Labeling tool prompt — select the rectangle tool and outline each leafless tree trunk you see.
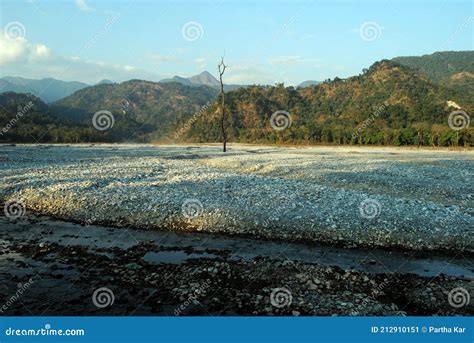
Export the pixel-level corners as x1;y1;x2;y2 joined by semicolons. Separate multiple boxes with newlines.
218;57;227;152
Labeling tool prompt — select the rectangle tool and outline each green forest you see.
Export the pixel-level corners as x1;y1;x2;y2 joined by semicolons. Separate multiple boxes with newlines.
1;53;472;147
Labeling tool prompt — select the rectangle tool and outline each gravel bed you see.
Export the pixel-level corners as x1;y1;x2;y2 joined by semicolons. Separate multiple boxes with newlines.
1;144;473;252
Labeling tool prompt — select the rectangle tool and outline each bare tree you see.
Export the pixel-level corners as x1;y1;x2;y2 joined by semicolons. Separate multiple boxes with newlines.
218;57;227;152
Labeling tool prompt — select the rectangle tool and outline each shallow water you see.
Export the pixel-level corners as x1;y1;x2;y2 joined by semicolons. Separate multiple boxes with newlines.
1;215;472;279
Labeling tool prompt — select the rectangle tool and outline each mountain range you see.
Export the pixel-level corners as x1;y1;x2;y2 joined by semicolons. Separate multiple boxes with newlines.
0;50;472;146
0;71;242;103
0;77;90;103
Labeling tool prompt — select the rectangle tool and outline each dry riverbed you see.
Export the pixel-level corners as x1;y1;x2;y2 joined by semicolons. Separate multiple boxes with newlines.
1;144;473;252
0;144;473;315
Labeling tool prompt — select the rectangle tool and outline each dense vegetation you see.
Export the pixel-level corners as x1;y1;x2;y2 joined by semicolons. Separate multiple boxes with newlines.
392;51;474;83
51;80;218;142
0;53;472;146
0;93;111;143
393;51;474;110
182;60;473;147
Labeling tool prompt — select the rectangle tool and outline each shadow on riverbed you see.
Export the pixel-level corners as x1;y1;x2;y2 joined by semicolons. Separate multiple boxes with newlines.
0;215;472;316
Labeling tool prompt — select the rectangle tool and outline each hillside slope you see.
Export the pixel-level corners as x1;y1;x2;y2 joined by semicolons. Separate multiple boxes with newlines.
392;51;474;84
0;92;102;143
183;60;472;146
51;80;219;141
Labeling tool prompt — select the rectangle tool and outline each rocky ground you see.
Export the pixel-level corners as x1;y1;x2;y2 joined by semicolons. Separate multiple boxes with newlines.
1;215;472;316
0;144;473;316
0;144;473;252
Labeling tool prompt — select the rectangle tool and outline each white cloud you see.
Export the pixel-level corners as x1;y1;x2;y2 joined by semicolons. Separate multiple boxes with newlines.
0;34;161;83
75;0;94;12
33;44;50;58
0;33;50;65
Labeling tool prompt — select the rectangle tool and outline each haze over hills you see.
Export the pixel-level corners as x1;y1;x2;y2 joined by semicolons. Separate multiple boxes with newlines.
0;77;90;103
0;51;472;146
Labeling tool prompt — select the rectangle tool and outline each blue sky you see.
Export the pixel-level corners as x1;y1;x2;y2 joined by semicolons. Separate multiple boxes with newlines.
0;0;472;85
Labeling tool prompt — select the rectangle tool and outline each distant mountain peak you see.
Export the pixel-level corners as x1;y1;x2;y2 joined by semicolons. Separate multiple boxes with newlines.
97;79;115;85
298;80;322;88
160;71;220;88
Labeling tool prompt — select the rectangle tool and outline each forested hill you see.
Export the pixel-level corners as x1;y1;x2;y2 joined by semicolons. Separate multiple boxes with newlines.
0;55;472;146
0;92;104;143
181;60;473;146
392;51;474;84
50;80;218;142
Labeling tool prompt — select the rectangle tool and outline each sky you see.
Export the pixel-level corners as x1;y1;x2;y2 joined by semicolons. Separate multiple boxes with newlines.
0;0;472;85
